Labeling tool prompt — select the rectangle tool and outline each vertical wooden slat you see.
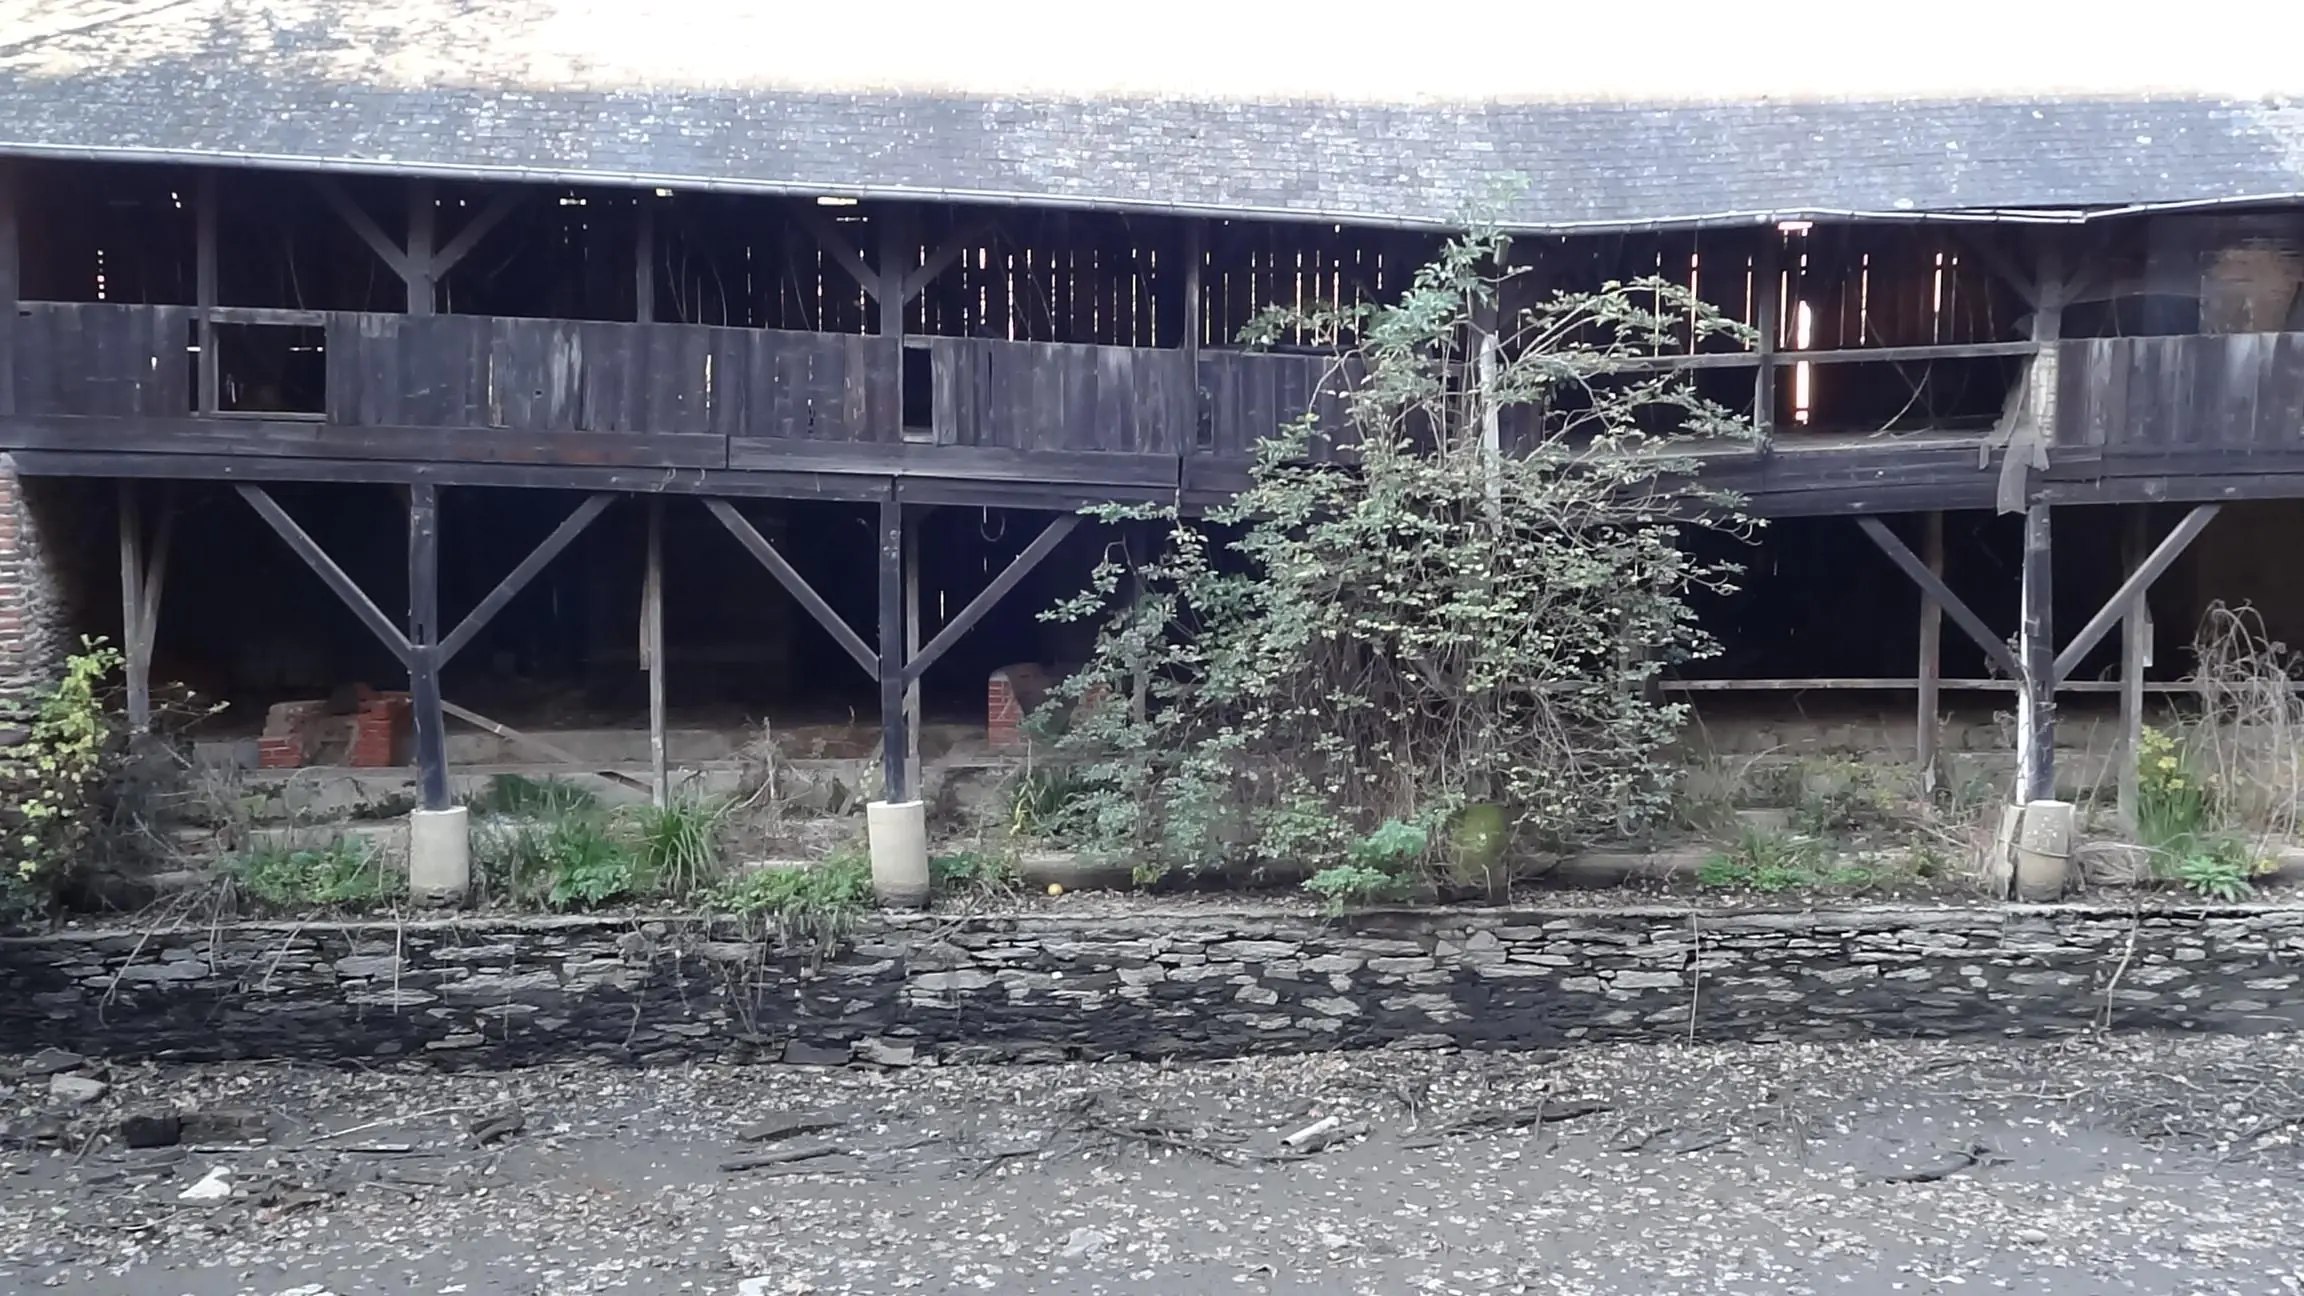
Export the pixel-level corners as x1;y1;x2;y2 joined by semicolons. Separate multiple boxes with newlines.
0;160;15;418
2260;332;2304;447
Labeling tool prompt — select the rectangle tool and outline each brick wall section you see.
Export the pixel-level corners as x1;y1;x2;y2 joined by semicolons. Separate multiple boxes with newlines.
0;453;65;701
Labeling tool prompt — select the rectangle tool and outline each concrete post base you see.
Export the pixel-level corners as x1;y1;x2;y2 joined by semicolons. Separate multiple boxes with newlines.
866;799;930;908
2013;799;2076;902
408;806;471;903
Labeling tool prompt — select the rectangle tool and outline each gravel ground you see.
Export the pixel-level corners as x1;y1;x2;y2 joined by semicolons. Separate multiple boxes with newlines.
6;1034;2304;1296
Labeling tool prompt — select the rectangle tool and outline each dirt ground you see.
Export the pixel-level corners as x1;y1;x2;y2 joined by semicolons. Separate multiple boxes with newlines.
5;1034;2304;1296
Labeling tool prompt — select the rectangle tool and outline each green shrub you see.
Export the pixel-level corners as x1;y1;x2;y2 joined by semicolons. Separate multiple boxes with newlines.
538;816;645;909
229;837;397;910
717;850;874;951
469;773;601;817
1303;818;1428;913
930;849;1019;898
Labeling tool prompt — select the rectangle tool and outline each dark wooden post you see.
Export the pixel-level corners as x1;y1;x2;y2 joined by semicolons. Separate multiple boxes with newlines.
407;483;450;810
2017;502;2055;804
2119;505;2152;831
644;497;668;806
406;181;437;316
635;198;656;325
118;483;148;733
877;498;909;802
1916;510;1945;791
2015;250;2065;806
1752;230;1780;449
1182;220;1205;448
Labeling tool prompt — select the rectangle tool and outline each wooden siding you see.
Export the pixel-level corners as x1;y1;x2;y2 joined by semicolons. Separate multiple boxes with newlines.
11;302;191;417
929;337;1193;454
2058;333;2304;449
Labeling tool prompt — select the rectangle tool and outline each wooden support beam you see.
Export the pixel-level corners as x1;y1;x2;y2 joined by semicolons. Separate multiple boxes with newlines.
2016;503;2055;804
902;513;1080;685
430;191;521;279
2052;503;2219;684
634;199;656;325
312;178;412;281
902;511;921;778
136;493;173;699
703;498;879;679
1182;220;1204;356
905;220;989;301
1752;233;1779;448
118;482;148;734
878;498;908;802
644;498;668;807
195;172;218;415
441;699;648;792
405;181;438;316
1856;516;2019;680
794;205;878;302
2119;506;2152;834
236;484;414;665
1916;510;1944;791
407;482;449;810
0;158;16;416
1955;230;2039;309
437;493;613;666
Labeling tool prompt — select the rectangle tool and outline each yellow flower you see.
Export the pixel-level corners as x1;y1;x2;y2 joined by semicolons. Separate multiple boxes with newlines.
2158;756;2179;771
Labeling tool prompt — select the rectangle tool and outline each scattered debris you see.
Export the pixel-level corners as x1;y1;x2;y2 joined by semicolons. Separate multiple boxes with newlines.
46;1073;108;1105
1402;1097;1612;1147
181;1108;272;1144
736;1114;846;1145
1881;1142;2003;1184
855;1038;919;1068
466;1107;526;1148
1280;1114;1342;1149
118;1110;182;1149
20;1048;85;1078
1059;1226;1114;1259
177;1166;233;1202
720;1144;846;1174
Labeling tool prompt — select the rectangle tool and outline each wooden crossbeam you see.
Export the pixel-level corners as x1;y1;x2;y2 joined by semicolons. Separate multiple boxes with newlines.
905;220;991;301
1856;516;2019;681
430;191;523;278
312;178;412;281
703;498;880;679
794;205;880;303
903;514;1080;685
2053;503;2219;685
236;484;414;666
437;493;614;666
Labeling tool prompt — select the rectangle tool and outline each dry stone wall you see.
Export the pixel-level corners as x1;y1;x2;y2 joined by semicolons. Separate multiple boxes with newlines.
4;903;2301;1066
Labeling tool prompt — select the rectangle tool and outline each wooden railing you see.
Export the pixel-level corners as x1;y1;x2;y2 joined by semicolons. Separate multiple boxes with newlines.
25;303;2304;472
2056;333;2304;449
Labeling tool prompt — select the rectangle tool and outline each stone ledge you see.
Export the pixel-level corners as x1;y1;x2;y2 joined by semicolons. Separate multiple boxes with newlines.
6;900;2301;1067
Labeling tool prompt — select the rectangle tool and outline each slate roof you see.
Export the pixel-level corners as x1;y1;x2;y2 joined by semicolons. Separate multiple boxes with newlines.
5;0;2304;231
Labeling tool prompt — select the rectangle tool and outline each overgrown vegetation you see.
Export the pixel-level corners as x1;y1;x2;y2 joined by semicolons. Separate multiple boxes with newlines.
0;640;124;926
465;777;735;911
716;849;874;951
228;836;398;910
2121;604;2304;902
1039;228;1754;901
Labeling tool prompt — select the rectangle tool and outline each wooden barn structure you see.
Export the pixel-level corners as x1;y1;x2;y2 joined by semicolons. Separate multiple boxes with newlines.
4;1;2304;847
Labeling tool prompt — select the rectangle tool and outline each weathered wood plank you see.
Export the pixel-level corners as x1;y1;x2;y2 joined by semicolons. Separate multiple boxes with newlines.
2262;333;2304;448
0;414;727;468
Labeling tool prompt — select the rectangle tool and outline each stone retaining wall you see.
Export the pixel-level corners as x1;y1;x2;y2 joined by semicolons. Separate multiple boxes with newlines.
5;903;2301;1066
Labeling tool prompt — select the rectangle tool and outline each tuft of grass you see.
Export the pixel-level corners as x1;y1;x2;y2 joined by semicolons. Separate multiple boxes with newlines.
539;816;645;909
631;794;730;897
229;837;398;911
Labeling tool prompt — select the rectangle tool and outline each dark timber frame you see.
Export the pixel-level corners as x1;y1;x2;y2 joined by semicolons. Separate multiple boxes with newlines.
7;157;2304;828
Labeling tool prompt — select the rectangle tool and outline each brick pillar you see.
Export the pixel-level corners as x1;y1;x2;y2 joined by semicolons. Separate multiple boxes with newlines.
0;454;64;701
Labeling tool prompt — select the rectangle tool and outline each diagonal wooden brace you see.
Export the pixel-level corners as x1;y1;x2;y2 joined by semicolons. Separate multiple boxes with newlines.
1857;516;2020;681
903;514;1080;685
437;493;614;666
237;484;415;666
2052;503;2219;685
704;498;880;679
